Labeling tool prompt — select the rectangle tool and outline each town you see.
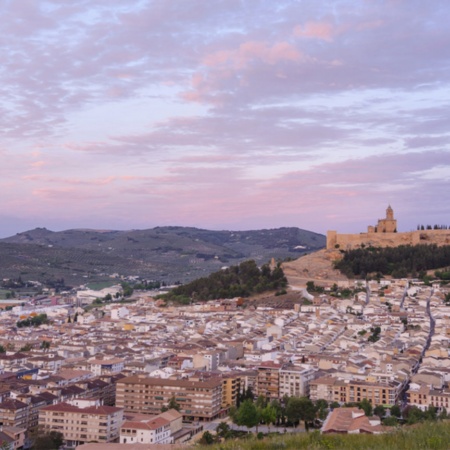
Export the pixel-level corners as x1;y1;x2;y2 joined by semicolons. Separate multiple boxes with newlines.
0;271;449;449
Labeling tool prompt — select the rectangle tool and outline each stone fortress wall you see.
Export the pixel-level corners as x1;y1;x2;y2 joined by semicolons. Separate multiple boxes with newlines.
327;205;450;250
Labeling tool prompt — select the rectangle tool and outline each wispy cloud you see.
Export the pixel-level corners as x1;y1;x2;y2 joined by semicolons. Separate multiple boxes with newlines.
0;0;449;236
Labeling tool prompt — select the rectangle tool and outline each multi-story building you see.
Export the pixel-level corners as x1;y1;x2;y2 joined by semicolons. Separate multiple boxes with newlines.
0;400;28;429
256;362;282;401
310;376;401;406
221;373;241;409
38;401;123;447
115;375;222;421
279;364;317;398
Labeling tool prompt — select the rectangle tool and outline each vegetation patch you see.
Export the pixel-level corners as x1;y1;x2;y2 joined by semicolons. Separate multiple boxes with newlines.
334;244;450;279
161;260;287;302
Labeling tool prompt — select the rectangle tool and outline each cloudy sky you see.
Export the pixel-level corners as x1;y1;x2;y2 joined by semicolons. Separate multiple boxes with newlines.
1;0;449;238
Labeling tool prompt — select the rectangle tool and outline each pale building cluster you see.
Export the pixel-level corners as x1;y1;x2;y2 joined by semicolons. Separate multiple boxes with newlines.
0;277;448;448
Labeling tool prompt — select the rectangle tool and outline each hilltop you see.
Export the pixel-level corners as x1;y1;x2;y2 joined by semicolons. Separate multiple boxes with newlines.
0;226;325;286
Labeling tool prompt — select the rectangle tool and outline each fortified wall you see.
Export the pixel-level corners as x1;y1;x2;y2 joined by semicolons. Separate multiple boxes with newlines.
327;206;450;250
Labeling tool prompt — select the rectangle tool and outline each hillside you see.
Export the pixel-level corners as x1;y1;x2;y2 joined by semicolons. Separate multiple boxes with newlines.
282;248;348;288
0;226;325;286
195;420;450;450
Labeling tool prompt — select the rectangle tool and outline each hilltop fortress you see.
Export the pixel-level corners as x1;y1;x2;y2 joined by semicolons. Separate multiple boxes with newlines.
327;206;450;250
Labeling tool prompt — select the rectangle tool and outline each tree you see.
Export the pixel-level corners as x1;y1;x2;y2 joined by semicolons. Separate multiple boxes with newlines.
390;404;401;418
260;404;277;433
424;405;437;421
33;431;63;450
40;341;51;350
215;421;231;440
255;394;267;409
0;345;5;354
232;399;260;431
359;399;373;417
403;405;424;424
383;416;398;426
270;399;284;426
162;396;180;412
285;397;315;430
373;405;385;418
315;399;329;420
199;431;215;445
19;343;33;352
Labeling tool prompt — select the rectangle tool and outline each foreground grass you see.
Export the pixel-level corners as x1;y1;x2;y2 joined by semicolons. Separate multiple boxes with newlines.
196;422;450;450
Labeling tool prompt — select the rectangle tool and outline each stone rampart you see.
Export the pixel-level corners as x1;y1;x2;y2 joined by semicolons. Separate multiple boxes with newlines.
326;229;450;250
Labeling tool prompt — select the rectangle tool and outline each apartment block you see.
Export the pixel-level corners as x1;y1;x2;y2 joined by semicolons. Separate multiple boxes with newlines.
115;375;222;421
279;364;317;398
310;376;401;406
256;362;282;401
39;401;123;447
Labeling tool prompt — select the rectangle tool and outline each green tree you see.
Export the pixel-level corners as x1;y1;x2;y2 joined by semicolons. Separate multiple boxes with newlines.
404;405;424;424
33;431;63;450
373;405;385;418
232;399;260;431
255;394;267;409
260;404;277;432
215;421;231;440
0;345;5;354
315;399;329;420
270;399;284;426
163;396;180;412
383;416;398;426
40;341;51;350
424;405;437;421
390;404;401;418
285;397;315;430
199;431;215;445
358;398;373;417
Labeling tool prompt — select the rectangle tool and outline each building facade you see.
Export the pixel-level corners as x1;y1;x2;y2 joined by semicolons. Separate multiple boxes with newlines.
39;402;123;447
115;375;222;421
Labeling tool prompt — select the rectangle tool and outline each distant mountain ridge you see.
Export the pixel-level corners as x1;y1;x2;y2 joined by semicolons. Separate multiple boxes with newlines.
0;226;325;285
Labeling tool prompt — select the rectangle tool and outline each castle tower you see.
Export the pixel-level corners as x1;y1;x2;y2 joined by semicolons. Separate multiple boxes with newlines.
376;205;397;233
386;205;394;221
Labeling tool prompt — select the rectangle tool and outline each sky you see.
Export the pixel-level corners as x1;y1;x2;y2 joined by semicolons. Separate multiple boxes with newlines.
1;0;449;238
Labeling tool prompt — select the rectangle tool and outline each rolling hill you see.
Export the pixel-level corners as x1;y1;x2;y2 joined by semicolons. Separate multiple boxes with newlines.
0;226;325;286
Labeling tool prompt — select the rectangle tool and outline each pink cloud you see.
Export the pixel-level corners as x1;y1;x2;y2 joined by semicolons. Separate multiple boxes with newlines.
293;21;336;41
203;40;302;69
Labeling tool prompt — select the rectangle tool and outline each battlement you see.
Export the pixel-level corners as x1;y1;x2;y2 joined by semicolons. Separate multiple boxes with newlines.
327;206;450;250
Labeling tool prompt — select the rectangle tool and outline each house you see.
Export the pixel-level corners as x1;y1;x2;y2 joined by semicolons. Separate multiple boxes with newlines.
120;416;172;445
321;407;387;434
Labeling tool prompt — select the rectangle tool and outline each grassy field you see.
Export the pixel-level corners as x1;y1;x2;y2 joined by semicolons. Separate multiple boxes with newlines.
196;422;450;450
86;281;118;290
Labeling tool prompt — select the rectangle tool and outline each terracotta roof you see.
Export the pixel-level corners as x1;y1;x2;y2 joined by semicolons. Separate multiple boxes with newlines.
118;375;222;389
41;402;122;414
122;417;169;431
322;407;387;434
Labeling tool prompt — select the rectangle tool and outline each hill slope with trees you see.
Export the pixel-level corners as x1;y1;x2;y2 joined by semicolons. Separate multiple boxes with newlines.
162;259;287;303
334;244;450;279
